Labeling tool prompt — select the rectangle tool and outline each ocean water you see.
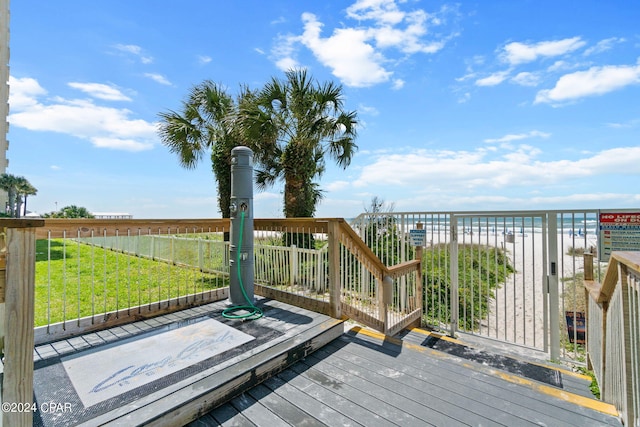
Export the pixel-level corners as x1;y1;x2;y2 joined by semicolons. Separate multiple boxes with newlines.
353;212;601;237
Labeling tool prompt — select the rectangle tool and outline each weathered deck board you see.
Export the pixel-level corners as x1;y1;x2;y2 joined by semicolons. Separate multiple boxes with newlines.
347;329;619;426
29;297;344;426
196;327;621;427
400;327;596;398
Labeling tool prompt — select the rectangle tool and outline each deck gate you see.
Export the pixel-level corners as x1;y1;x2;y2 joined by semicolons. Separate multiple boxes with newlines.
449;212;558;358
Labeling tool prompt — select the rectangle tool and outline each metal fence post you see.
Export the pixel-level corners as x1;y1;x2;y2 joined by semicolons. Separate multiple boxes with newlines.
548;213;560;360
416;222;424;319
449;214;459;337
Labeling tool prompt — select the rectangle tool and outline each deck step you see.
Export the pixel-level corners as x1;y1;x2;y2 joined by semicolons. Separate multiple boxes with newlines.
195;325;621;426
400;327;595;397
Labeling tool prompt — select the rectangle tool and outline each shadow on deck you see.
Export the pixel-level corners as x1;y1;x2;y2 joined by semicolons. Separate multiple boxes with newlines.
28;300;621;427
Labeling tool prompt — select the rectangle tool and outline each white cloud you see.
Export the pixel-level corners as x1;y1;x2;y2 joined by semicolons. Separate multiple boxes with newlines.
144;73;172;86
475;70;510;86
299;13;392;87
325;180;351;191
457;92;471;103
484;130;550;144
68;82;132;101
535;62;640;104
346;0;405;25
271;1;457;87
9;76;47;109
8;77;157;152
358;104;380;115
584;37;625;56
198;55;212;64
500;37;586;65
392;79;405;90
114;44;142;55
511;71;540;87
271;33;301;71
113;43;153;64
353;145;640;190
91;137;153;151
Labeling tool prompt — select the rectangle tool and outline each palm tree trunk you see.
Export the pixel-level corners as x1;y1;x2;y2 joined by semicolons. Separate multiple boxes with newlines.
7;188;15;217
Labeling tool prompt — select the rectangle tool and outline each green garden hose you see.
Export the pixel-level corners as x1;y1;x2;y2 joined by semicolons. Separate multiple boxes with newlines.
222;210;263;320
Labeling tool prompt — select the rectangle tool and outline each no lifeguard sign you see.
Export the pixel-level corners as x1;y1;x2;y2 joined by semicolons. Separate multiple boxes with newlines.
409;229;426;246
599;212;640;262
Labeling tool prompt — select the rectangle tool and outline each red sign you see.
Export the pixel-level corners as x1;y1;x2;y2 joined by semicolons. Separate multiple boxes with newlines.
599;212;640;261
599;213;640;223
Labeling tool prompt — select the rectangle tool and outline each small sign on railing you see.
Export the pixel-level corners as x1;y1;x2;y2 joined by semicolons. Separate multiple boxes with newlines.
409;229;426;246
565;311;585;344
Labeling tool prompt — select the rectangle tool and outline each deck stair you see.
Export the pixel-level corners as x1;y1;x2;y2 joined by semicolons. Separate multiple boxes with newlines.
195;325;622;426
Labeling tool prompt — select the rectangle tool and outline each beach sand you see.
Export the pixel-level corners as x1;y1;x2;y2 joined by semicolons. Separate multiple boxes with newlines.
427;228;597;353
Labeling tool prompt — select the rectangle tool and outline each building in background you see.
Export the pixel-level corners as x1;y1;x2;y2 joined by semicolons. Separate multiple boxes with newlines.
0;0;9;210
92;213;134;219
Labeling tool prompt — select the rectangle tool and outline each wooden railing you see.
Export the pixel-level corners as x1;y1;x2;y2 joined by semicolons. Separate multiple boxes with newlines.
584;251;640;427
332;218;422;335
35;218;422;343
0;217;421;425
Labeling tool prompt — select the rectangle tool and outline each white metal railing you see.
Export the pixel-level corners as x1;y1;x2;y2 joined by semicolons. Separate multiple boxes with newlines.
351;209;618;361
585;251;640;427
76;233;230;275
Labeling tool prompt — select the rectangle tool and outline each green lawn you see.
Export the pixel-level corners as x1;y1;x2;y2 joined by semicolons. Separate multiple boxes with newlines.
34;239;229;327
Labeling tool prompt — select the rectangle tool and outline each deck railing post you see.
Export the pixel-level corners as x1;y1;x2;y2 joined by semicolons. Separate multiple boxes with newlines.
583;252;594;370
327;220;341;319
2;220;43;427
289;245;298;287
449;215;459;337
415;222;423;320
381;274;393;334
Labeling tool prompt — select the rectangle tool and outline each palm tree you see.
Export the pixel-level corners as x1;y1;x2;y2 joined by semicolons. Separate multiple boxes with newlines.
14;176;37;218
239;69;358;219
0;174;37;217
21;182;38;217
158;81;253;219
0;173;18;216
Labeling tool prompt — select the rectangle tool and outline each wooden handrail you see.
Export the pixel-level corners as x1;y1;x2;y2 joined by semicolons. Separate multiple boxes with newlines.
584;251;640;305
336;220;388;276
387;259;421;279
36;217;342;239
584;250;640;427
254;218;332;233
36;218;231;239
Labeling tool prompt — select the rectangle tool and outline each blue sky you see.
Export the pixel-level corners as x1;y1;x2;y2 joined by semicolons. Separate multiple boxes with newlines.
7;0;640;218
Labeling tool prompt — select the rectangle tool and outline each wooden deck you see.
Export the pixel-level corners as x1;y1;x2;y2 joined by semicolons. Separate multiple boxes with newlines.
7;297;623;426
27;298;344;426
192;327;622;427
